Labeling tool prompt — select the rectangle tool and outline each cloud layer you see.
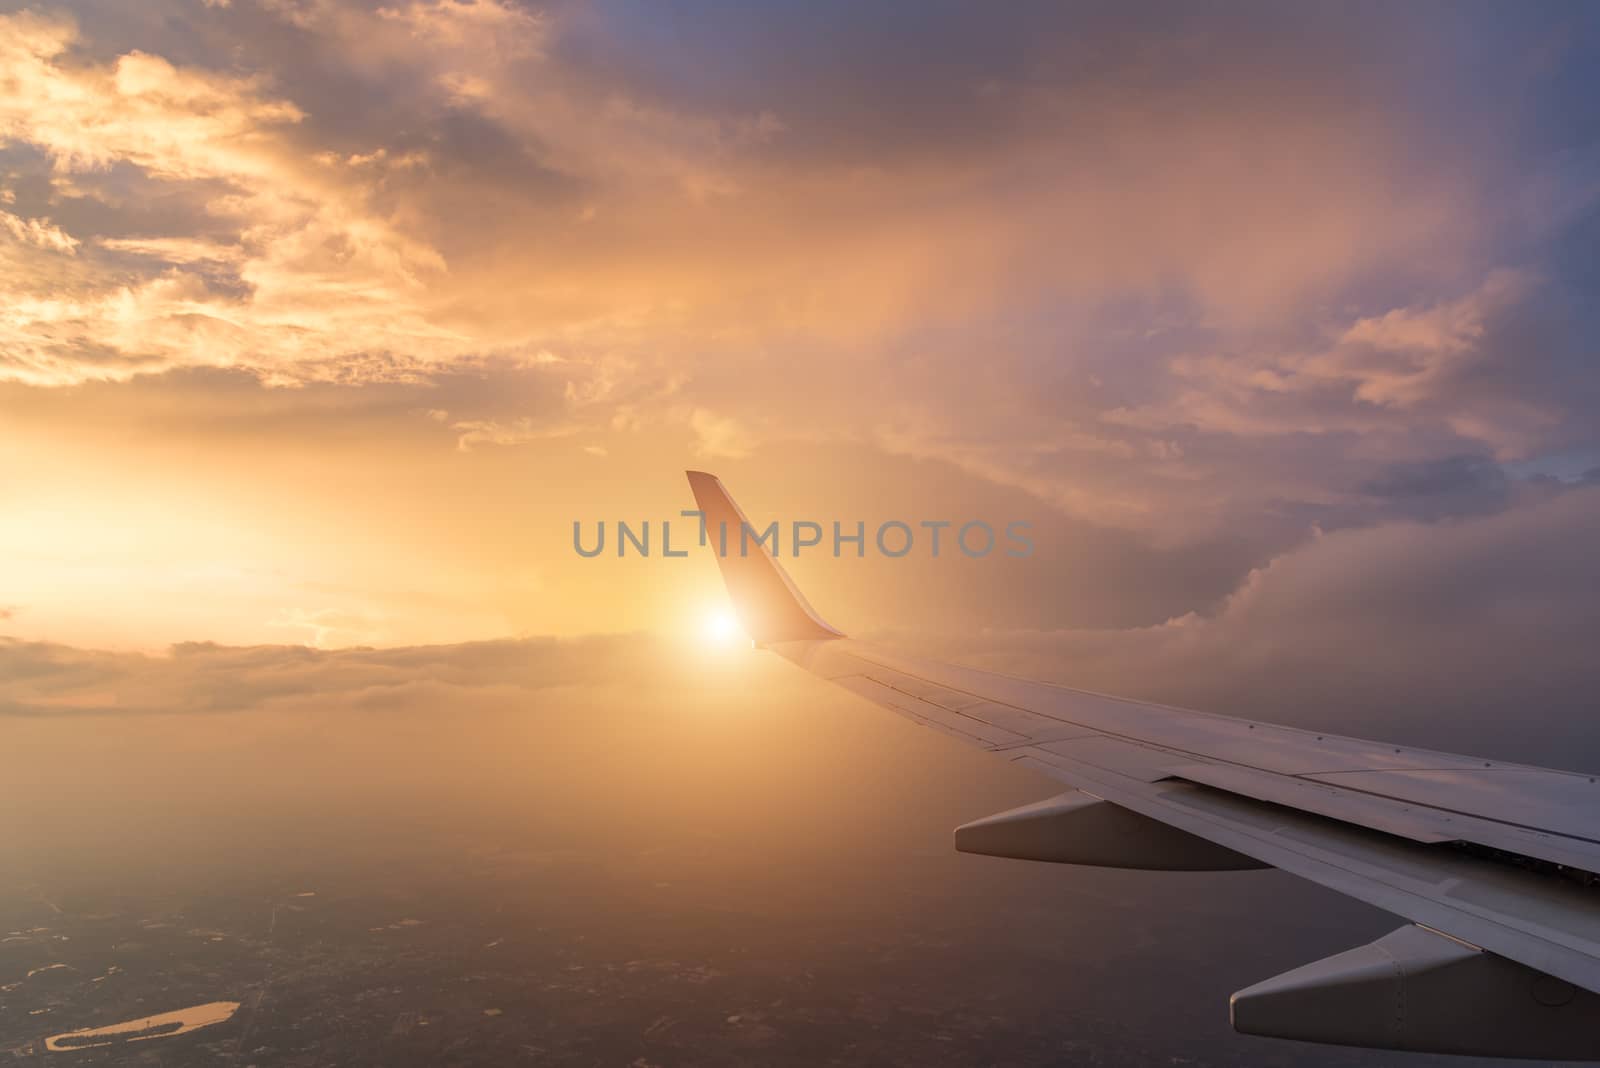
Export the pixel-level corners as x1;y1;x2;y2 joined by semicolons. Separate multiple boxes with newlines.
1;0;1598;646
9;485;1600;779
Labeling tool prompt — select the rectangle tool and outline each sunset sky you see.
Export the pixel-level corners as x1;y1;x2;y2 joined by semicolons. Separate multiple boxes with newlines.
2;0;1599;667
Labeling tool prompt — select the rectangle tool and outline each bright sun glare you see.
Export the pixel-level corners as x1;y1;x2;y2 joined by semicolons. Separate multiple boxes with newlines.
700;608;743;647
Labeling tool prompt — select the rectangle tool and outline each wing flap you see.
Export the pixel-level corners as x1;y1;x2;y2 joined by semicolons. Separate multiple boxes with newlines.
1177;762;1600;869
1032;736;1197;783
1304;768;1600;843
1173;763;1465;845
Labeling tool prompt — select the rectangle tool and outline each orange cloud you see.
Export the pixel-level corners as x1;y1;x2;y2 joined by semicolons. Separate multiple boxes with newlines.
0;9;464;384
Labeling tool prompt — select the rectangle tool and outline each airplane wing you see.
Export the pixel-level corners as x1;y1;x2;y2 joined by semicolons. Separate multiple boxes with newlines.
686;470;1600;1060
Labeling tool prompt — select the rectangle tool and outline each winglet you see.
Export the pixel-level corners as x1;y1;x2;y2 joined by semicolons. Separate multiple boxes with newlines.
686;471;844;643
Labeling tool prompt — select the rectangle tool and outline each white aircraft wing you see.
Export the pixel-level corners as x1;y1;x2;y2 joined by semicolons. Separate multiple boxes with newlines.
687;470;1600;1060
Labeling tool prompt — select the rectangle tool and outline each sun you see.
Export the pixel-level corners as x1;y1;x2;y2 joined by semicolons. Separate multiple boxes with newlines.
700;608;743;647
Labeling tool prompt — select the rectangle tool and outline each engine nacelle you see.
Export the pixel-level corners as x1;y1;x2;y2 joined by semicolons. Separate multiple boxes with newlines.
1232;923;1600;1060
953;789;1266;870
